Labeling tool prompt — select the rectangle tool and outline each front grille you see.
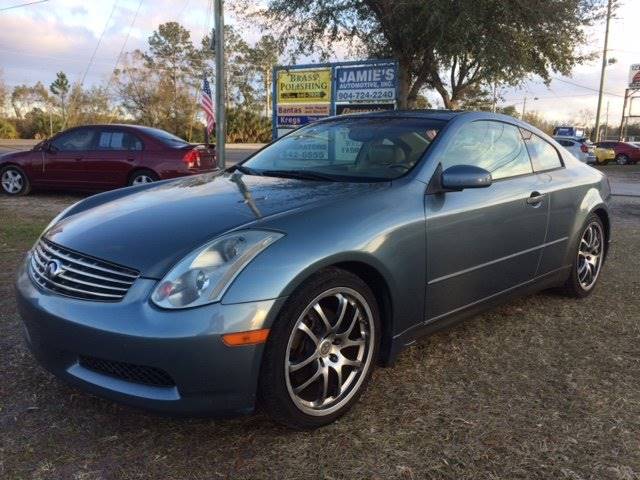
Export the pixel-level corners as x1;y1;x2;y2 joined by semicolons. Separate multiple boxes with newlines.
29;238;139;301
79;355;175;387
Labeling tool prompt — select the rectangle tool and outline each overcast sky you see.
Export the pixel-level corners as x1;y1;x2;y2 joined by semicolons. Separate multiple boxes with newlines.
0;0;638;124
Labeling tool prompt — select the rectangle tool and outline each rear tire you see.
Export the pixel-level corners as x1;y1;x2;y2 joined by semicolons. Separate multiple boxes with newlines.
259;268;380;429
128;169;159;186
1;165;31;195
615;154;629;165
560;214;605;298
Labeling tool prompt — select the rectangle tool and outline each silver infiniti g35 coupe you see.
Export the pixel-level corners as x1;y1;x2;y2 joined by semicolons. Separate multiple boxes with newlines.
16;111;611;428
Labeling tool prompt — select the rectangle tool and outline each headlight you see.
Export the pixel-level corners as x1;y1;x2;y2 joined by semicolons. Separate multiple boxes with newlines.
151;230;283;309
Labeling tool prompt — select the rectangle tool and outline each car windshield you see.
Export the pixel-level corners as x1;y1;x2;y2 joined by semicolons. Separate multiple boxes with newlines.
241;117;445;181
139;127;190;147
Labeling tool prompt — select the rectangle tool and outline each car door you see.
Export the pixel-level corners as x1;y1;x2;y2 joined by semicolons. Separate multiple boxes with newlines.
83;129;144;187
43;127;96;187
425;120;550;321
522;130;572;275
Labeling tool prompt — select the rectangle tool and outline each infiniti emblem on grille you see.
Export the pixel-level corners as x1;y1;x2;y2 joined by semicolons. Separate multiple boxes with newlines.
46;259;64;278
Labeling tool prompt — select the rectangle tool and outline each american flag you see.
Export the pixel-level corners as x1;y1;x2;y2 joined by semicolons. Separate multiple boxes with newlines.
200;77;215;134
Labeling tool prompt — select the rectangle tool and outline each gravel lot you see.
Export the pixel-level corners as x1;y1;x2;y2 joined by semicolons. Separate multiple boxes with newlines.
0;175;639;479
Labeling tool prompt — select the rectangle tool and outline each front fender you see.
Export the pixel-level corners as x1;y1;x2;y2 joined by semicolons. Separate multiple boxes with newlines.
220;180;429;340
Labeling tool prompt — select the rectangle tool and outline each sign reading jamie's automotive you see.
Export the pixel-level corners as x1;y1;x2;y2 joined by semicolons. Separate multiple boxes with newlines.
629;64;640;89
335;64;398;102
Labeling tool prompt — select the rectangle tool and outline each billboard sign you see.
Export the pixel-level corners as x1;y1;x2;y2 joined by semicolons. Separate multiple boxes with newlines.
629;64;640;89
272;60;399;139
335;64;397;103
277;68;331;104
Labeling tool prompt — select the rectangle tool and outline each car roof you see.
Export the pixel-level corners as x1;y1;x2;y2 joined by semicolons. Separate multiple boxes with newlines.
348;109;463;121
75;124;154;131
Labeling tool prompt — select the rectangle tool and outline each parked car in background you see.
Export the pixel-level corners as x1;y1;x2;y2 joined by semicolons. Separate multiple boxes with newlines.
595;141;640;165
553;126;586;138
554;136;596;163
17;111;611;428
594;146;616;165
0;125;216;195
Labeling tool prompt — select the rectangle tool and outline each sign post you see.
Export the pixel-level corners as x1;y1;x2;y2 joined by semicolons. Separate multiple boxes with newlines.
214;0;225;169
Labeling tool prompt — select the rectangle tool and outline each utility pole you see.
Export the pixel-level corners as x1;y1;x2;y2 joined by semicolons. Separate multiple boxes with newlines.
604;100;610;139
214;0;226;169
618;89;629;141
593;0;613;142
491;81;497;113
522;96;537;118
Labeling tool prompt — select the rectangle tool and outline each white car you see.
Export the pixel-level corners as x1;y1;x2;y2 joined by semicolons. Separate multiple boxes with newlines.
554;136;596;163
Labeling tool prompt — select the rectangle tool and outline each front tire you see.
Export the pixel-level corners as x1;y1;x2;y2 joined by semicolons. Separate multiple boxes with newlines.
1;165;31;195
561;214;605;298
259;268;380;429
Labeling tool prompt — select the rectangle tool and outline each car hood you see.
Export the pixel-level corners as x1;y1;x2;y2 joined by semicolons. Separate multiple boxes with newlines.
45;172;388;278
0;150;32;162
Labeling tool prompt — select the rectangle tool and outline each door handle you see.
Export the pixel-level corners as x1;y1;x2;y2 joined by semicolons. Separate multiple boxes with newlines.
526;191;546;205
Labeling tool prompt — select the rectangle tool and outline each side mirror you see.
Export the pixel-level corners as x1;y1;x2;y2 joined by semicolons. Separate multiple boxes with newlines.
45;142;58;154
441;165;492;191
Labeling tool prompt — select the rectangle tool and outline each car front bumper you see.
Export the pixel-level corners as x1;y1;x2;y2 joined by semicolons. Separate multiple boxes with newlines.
15;256;285;416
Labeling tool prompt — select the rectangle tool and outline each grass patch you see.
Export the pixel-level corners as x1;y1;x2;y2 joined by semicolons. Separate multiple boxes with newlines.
0;194;639;480
0;213;47;250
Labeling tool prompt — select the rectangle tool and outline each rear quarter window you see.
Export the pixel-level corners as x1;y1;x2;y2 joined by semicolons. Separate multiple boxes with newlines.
524;133;563;171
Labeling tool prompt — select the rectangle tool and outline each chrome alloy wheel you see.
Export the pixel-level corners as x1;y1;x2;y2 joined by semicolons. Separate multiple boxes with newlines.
132;174;154;185
577;221;604;291
285;287;375;416
1;168;24;194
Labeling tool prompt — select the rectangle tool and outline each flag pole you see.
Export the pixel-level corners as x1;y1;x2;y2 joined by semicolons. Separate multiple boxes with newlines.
214;0;225;169
201;75;209;146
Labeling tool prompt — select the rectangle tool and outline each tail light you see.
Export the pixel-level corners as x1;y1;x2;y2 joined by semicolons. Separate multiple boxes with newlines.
182;149;201;168
580;144;588;153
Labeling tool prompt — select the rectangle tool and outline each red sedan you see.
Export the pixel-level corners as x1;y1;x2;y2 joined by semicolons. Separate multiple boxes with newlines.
595;141;640;165
0;124;216;195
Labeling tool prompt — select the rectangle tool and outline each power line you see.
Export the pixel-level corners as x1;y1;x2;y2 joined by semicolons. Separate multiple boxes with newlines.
552;76;624;98
0;0;48;12
106;0;143;92
78;1;119;88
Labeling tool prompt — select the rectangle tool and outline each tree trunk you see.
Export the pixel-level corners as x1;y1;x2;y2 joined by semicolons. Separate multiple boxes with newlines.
397;58;412;109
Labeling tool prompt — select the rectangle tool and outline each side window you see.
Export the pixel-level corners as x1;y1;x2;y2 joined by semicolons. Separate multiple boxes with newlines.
524;133;563;172
558;140;573;147
51;129;96;151
441;121;532;180
97;131;143;151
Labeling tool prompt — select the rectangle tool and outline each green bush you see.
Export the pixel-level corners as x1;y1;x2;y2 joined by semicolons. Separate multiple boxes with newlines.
0;118;18;139
226;108;271;143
